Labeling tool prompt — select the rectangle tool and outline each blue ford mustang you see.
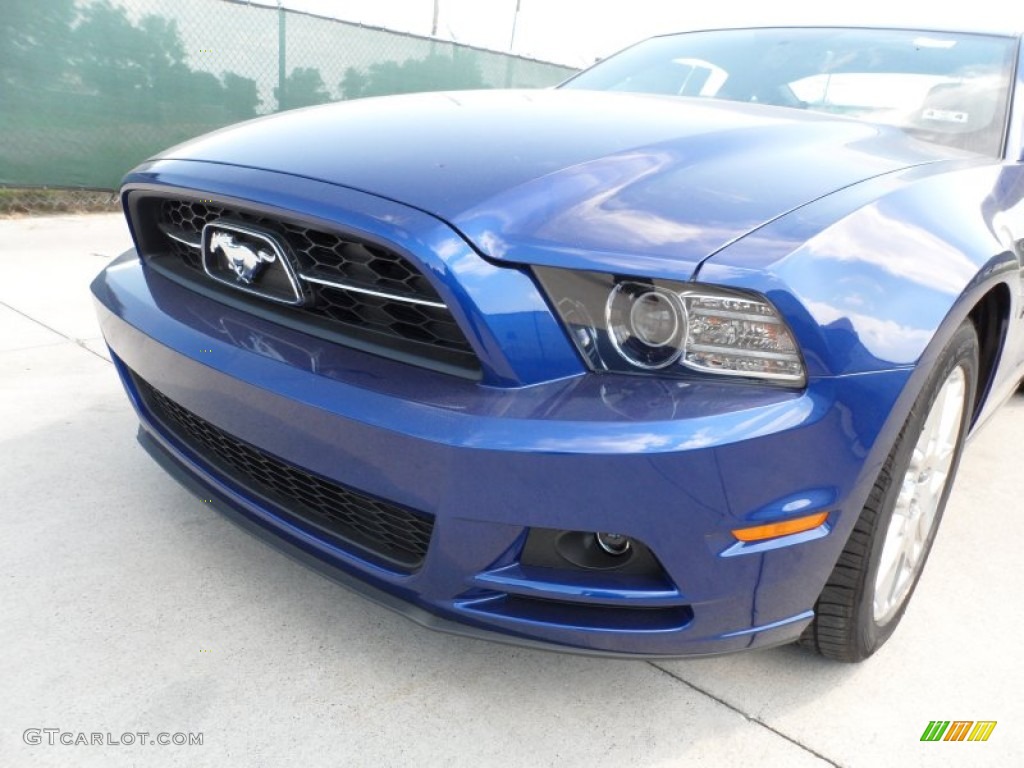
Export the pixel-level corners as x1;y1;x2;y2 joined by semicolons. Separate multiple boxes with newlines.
92;27;1024;661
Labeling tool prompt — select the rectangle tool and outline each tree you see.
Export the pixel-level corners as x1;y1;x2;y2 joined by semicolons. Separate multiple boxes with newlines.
0;0;76;91
339;67;368;102
221;73;261;119
340;52;486;101
72;1;189;100
275;67;332;110
3;0;274;188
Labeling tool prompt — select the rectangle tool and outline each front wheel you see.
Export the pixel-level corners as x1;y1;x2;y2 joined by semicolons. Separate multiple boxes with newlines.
800;320;979;662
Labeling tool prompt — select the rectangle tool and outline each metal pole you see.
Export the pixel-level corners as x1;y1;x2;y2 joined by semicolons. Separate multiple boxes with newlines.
431;0;440;37
509;0;521;52
277;0;286;110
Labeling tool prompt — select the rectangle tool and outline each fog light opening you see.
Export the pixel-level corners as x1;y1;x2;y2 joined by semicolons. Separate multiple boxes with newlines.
595;532;632;556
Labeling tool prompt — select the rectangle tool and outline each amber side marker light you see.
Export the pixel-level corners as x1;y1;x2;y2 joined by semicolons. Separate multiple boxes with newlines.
732;512;830;542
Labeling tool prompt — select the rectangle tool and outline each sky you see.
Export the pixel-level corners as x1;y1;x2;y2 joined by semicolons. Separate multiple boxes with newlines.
257;0;1014;67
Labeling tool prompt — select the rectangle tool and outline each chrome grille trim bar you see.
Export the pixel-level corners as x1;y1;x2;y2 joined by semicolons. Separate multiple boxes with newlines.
159;223;448;310
298;273;447;309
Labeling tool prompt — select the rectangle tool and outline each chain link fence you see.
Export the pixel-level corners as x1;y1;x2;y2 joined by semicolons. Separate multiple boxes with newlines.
1;0;577;214
0;189;120;217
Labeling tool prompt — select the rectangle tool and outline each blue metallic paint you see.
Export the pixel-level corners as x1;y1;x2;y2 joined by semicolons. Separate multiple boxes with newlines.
95;290;895;653
698;162;1024;409
93;64;1024;656
158;90;957;275
120;165;580;388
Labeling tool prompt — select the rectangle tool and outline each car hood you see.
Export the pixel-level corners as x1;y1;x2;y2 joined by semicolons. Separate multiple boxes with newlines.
159;89;954;277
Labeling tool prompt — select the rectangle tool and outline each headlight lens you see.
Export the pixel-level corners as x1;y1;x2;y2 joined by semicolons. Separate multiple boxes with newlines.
607;283;685;369
536;267;805;385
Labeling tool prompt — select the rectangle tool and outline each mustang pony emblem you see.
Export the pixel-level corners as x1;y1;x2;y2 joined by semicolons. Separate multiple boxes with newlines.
210;231;277;284
201;223;303;305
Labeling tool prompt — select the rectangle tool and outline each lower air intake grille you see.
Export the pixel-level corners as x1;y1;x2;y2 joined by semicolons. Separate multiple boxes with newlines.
134;374;433;571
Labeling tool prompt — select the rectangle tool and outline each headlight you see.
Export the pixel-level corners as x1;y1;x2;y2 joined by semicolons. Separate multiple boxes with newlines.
607;283;686;369
535;267;805;385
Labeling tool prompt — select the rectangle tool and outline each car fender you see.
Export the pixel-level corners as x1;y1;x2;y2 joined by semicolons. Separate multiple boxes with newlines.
697;159;1024;393
695;160;1024;593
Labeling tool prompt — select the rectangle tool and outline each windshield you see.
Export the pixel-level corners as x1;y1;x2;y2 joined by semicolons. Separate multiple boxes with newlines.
561;28;1017;157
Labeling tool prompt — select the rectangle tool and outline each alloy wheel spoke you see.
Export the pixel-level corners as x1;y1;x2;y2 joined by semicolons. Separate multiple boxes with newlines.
872;365;966;624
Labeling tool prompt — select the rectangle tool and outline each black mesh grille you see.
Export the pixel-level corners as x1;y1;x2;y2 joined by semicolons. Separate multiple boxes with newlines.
139;196;478;374
135;375;434;571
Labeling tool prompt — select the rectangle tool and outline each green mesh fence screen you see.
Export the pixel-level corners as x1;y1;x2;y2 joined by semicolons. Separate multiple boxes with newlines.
0;0;577;191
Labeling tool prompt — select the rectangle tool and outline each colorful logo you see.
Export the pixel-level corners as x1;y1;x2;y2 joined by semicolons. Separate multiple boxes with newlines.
921;721;997;742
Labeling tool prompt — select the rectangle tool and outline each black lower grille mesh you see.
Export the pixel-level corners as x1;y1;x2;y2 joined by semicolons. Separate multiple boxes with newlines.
135;375;433;571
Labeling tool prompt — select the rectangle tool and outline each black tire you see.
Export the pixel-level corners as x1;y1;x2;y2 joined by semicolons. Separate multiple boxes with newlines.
799;320;979;662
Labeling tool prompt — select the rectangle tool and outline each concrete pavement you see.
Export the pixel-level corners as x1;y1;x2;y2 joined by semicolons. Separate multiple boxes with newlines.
1;214;1022;767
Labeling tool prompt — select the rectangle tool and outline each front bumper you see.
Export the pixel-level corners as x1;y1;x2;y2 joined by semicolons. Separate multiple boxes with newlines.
93;247;912;657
